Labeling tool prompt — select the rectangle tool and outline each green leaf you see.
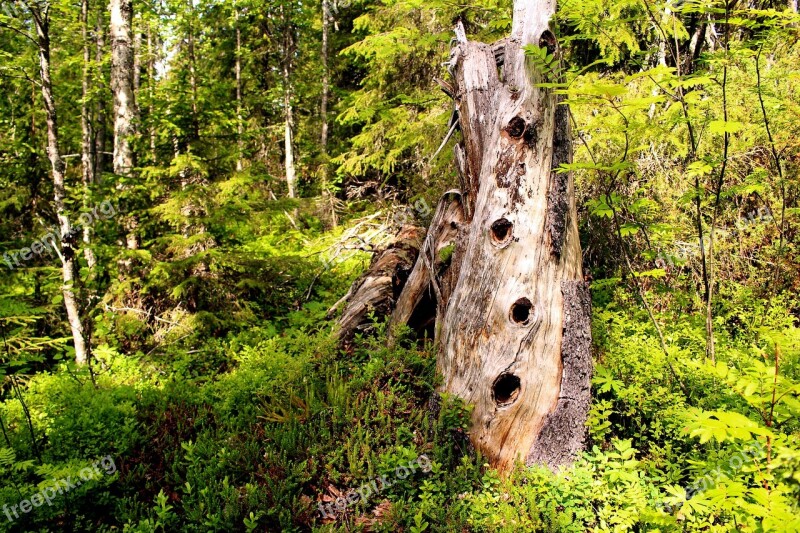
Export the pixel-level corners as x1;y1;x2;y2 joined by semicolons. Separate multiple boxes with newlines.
709;120;744;135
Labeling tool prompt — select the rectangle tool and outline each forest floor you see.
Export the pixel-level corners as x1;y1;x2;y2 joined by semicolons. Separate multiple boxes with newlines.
1;198;799;532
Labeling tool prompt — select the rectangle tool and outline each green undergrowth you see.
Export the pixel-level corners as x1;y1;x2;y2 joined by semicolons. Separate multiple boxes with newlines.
1;203;799;532
1;280;798;531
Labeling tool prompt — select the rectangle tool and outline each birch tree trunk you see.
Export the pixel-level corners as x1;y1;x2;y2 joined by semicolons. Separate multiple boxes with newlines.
235;7;244;172
28;3;90;365
390;0;591;471
282;9;297;199
94;8;107;177
110;0;135;175
147;21;157;163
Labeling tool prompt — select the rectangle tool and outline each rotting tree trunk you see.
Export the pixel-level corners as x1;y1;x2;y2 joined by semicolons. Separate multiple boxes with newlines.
110;0;135;175
28;3;90;365
433;0;591;471
332;225;425;350
348;0;590;472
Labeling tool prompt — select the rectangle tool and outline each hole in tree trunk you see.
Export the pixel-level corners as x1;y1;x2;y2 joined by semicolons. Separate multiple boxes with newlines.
407;283;437;344
492;373;521;406
489;218;513;247
539;30;557;55
523;125;537;147
510;297;533;325
505;116;526;138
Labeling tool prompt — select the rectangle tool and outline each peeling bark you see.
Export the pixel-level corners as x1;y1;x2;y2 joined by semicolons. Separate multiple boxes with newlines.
526;280;592;466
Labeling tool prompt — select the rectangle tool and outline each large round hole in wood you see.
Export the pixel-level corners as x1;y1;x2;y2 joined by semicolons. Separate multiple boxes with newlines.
492;373;521;406
510;297;533;325
506;116;526;138
490;218;513;247
539;29;557;55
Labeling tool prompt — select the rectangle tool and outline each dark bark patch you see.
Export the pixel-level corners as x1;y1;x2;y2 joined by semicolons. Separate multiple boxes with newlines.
526;280;592;469
523;123;538;148
546;101;570;257
492;373;521;406
494;144;518;188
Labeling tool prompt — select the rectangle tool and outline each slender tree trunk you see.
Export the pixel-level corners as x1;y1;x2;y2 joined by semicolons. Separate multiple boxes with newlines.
283;84;297;199
110;0;135;175
94;8;107;178
377;0;591;471
704;6;731;364
29;5;90;365
320;0;330;150
235;7;244;172
133;23;141;96
320;0;336;225
790;0;798;14
81;0;96;187
283;10;297;199
81;0;97;268
187;0;200;142
147;21;156;163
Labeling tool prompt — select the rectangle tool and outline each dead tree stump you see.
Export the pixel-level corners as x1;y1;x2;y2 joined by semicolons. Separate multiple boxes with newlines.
389;0;593;471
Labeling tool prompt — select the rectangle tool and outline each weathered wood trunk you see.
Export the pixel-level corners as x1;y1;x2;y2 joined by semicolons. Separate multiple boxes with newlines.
332;225;425;350
395;0;591;471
